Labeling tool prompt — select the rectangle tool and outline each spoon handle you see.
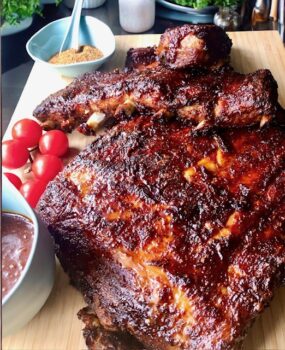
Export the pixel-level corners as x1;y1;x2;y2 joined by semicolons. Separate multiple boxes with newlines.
60;0;84;53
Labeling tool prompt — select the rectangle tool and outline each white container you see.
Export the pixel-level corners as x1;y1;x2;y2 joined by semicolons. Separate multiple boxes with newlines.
2;176;55;336
63;0;106;8
119;0;155;33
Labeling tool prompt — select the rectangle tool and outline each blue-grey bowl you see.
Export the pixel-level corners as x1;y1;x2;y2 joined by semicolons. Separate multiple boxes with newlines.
2;176;55;336
26;16;115;77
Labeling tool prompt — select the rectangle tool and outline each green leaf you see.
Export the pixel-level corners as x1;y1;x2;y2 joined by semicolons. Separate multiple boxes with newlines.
1;0;42;25
170;0;240;9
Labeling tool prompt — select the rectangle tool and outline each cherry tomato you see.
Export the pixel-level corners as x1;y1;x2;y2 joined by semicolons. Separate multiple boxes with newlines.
4;173;22;190
20;179;47;208
12;119;43;148
32;154;63;182
39;130;69;157
2;139;29;169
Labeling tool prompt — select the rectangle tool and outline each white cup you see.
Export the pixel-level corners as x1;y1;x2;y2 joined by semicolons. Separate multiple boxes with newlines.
119;0;155;33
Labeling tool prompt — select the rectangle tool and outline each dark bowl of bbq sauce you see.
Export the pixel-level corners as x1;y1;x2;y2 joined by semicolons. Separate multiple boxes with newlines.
2;176;55;336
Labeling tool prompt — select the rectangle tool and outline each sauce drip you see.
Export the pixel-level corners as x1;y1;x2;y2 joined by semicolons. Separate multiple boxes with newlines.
49;45;103;65
2;212;34;299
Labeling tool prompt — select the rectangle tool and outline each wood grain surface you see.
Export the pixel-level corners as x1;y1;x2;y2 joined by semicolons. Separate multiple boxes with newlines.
3;31;285;350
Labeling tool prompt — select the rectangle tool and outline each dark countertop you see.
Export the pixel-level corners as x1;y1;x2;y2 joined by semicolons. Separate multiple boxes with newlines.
1;0;280;133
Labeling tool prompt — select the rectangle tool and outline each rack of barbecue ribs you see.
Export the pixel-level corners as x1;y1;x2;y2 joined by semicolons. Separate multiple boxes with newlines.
33;24;279;135
36;25;285;350
34;67;278;134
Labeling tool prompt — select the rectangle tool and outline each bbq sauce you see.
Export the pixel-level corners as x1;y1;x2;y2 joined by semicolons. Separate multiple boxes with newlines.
2;212;34;299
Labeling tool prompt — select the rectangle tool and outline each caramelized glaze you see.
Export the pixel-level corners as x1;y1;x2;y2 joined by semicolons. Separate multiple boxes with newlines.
38;118;285;349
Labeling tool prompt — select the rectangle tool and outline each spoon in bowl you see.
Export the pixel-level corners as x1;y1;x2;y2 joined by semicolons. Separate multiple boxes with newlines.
59;0;84;53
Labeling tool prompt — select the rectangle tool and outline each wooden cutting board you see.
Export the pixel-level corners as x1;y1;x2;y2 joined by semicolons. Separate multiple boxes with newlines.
3;31;285;350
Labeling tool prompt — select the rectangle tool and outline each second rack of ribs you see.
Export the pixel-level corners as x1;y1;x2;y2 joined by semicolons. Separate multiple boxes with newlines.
33;67;278;134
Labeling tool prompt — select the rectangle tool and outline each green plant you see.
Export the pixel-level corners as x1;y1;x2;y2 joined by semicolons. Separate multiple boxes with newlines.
171;0;240;9
214;0;240;6
1;0;41;25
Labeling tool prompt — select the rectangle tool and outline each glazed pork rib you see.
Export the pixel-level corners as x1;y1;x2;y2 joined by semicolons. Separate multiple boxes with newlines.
33;24;277;134
125;24;232;72
156;24;232;70
34;24;233;134
38;117;285;350
125;46;159;72
78;307;147;350
34;67;278;134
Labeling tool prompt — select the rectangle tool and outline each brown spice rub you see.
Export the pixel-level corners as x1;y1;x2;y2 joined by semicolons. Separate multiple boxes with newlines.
49;45;103;65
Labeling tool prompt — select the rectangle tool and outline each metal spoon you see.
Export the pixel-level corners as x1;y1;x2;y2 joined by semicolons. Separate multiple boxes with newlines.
59;0;84;53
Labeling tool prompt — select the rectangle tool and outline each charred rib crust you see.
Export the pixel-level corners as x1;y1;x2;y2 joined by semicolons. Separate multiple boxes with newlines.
156;24;232;69
125;47;159;71
38;118;285;350
33;68;279;134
